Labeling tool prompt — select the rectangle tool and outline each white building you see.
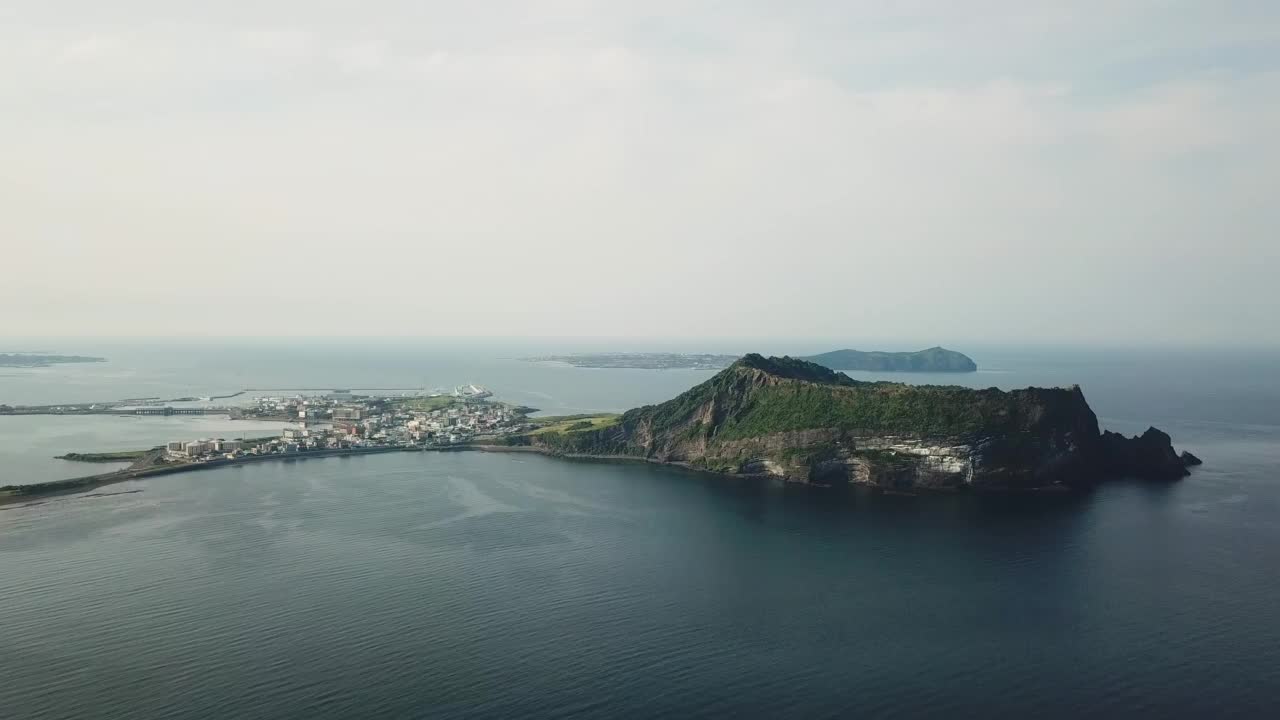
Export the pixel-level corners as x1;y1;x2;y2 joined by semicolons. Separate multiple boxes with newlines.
333;407;363;421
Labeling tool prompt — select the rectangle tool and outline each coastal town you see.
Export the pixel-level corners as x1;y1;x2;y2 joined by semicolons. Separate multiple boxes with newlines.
3;375;635;507
162;386;530;463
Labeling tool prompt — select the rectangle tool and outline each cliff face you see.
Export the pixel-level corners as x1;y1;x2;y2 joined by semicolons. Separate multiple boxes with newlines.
519;355;1194;491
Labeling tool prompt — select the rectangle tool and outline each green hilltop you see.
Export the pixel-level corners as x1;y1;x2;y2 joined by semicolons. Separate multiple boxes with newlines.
503;353;1192;490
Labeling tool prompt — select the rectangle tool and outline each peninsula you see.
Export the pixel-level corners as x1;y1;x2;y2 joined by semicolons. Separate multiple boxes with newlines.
0;352;106;368
801;347;977;372
502;354;1196;491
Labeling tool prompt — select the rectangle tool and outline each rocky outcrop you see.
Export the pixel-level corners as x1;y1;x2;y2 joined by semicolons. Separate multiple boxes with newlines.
517;354;1198;491
1097;427;1191;480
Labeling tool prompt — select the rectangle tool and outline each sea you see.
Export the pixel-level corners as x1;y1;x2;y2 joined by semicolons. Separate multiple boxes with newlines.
1;339;1278;718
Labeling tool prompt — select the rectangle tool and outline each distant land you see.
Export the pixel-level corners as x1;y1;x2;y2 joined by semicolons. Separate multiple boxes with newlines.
522;353;738;370
0;353;106;368
801;347;977;372
504;354;1198;491
522;347;977;372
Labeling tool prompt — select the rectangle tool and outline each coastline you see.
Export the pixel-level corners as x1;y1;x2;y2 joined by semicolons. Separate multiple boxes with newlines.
1;443;742;508
3;440;1088;509
0;446;415;507
465;445;1077;493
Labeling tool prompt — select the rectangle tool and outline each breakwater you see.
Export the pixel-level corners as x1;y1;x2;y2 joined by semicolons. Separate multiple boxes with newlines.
1;446;417;506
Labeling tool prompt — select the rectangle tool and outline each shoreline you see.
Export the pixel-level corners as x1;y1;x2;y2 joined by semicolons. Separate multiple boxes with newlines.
2;442;1085;509
0;444;649;507
0;446;418;507
465;446;1078;493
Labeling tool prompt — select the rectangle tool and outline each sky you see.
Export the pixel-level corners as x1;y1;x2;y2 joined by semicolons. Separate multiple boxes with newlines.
3;1;1278;344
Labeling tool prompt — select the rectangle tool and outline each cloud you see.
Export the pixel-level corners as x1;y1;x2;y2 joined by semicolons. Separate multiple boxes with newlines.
1;1;1278;342
235;28;313;60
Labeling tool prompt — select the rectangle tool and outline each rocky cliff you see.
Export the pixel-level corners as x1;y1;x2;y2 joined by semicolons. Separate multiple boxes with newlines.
512;354;1195;491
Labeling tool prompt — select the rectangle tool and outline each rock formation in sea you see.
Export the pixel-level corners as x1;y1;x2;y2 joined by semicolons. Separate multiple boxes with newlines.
508;354;1197;491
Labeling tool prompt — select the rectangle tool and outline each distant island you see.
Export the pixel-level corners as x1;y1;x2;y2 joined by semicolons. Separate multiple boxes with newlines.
801;347;977;372
522;347;977;372
522;353;738;370
502;354;1198;491
0;353;106;368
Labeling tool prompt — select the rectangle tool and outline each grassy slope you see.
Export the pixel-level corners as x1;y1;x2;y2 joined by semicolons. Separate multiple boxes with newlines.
528;414;620;435
521;355;1088;462
713;382;1015;439
395;396;460;412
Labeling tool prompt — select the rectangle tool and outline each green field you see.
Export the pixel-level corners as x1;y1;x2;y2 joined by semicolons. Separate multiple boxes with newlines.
528;414;620;435
395;396;460;412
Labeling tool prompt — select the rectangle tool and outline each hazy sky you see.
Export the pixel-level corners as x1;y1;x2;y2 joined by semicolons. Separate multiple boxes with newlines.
4;1;1278;344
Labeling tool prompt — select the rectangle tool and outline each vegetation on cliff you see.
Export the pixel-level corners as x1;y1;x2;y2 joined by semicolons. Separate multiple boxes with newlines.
624;354;1070;440
512;354;1080;451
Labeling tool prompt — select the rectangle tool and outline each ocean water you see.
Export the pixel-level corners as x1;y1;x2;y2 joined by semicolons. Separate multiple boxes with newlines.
1;340;1279;718
0;416;299;485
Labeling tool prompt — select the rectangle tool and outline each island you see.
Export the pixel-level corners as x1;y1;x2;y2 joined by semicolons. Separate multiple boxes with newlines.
521;353;738;370
800;347;977;372
0;352;106;368
3;358;1200;503
499;354;1197;491
520;347;977;372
